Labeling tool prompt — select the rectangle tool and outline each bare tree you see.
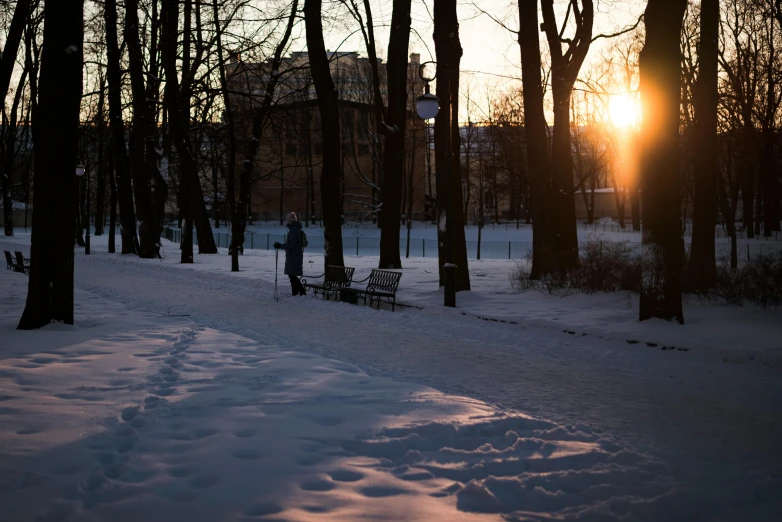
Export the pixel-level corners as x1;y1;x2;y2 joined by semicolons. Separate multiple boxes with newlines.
686;0;720;292
231;0;298;267
433;0;470;291
378;0;413;269
18;0;84;329
161;0;218;262
539;0;594;273
125;0;159;258
305;0;345;268
518;0;554;279
1;0;32;236
638;0;687;324
0;0;30;99
105;0;139;255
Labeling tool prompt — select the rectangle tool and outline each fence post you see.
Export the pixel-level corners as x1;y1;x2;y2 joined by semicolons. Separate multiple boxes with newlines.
266;234;270;250
508;241;511;260
423;239;425;258
251;233;254;250
356;237;359;256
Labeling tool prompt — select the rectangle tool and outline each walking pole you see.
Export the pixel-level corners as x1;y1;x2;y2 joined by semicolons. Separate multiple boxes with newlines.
274;249;279;302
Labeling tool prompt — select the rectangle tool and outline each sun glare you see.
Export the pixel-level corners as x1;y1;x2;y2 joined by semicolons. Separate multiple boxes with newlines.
608;94;640;129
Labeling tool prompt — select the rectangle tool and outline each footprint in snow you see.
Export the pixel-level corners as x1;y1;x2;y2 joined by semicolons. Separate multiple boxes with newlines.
300;479;335;492
244;502;283;517
361;486;407;498
328;469;364;482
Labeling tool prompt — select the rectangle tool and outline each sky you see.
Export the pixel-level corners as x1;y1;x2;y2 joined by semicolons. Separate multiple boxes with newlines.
315;0;648;120
0;0;649;124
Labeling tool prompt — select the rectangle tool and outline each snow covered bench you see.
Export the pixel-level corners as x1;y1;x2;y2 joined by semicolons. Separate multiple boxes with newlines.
301;265;355;301
341;269;402;311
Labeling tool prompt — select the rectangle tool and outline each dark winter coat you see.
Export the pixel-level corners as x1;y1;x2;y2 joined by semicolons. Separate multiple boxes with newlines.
282;221;304;276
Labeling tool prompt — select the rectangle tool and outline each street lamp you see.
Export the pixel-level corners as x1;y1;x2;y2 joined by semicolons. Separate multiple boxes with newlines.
75;163;90;255
415;61;455;308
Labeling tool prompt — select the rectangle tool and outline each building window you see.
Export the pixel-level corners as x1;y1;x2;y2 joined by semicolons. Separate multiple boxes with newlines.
285;143;297;156
358;111;369;140
342;143;353;155
358;143;370;156
314;143;324;155
341;108;355;143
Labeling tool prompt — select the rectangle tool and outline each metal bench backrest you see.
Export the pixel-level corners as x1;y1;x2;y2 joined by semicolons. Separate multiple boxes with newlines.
367;269;402;294
4;250;14;268
325;265;355;289
15;252;28;267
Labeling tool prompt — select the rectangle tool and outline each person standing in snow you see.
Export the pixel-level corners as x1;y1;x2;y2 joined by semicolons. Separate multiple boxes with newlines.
274;212;307;296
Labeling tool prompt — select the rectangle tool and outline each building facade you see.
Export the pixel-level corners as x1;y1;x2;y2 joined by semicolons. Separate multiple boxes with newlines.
227;52;430;224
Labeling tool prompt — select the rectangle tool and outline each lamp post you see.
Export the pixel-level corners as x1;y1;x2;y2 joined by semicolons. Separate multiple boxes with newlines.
415;61;455;308
75;163;89;255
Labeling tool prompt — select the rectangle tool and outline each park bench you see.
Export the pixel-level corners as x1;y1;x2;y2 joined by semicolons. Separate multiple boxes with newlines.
14;251;30;274
341;269;402;311
4;250;30;274
301;265;355;301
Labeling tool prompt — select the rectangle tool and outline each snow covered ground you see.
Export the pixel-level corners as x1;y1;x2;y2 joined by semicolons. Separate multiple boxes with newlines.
2;233;782;521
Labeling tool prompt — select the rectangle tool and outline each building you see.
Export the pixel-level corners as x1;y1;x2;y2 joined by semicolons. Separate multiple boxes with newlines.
226;52;430;224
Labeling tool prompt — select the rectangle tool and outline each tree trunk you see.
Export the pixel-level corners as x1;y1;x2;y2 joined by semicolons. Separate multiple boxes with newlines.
212;0;238;271
108;151;117;253
405;112;416;258
755;175;762;237
2;65;29;236
18;0;83;329
187;10;217;255
305;0;345;268
146;0;168;249
630;180;641;231
161;0;212;262
0;0;31;101
761;131;779;234
211;149;219;228
685;0;719;292
638;0;686;324
105;0;139;255
378;0;412;269
540;0;593;274
125;0;158;258
76;170;85;246
742;124;756;238
518;0;554;279
433;0;470;291
94;80;106;236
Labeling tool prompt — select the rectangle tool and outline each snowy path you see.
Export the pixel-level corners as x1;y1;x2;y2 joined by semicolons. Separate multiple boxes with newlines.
74;251;782;513
1;238;781;520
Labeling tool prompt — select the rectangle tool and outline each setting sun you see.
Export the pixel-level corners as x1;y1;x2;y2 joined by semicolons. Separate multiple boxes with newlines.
608;93;640;129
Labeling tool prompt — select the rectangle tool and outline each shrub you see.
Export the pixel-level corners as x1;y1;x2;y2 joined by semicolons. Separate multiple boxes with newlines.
567;239;642;293
509;238;782;311
509;238;642;294
741;251;782;310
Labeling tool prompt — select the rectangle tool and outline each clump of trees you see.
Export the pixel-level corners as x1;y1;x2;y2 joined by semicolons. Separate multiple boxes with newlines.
4;0;780;327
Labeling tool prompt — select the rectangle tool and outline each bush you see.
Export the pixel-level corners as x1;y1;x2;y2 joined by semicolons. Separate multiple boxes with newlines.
509;238;642;295
509;239;782;310
738;251;782;310
567;239;642;293
713;259;747;305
